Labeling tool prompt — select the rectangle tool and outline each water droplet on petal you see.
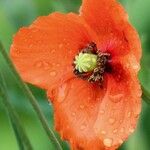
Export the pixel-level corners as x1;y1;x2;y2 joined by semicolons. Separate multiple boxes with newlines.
109;93;123;103
119;119;123;123
120;128;125;133
113;129;117;133
79;105;85;109
134;112;140;118
133;64;139;70
43;61;50;70
101;130;106;135
96;98;100;101
119;139;123;144
56;64;60;67
63;38;66;41
72;112;76;117
127;112;131;118
35;61;43;68
109;118;115;124
50;49;56;54
59;43;63;48
103;138;113;147
50;71;57;76
137;91;142;97
35;61;51;70
129;128;134;133
66;125;69;129
80;124;86;130
90;105;94;109
100;110;105;114
87;97;91;100
57;83;67;102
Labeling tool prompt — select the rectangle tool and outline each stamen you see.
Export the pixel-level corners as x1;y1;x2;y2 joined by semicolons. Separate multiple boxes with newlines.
73;42;110;85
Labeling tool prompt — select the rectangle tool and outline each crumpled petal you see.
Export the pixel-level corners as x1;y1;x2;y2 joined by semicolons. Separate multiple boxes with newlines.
80;0;141;60
10;13;93;89
47;53;141;149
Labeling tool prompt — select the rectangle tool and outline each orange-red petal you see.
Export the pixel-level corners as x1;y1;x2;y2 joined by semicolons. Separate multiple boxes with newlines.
47;78;105;150
47;53;141;149
94;54;141;149
80;0;141;61
10;13;93;89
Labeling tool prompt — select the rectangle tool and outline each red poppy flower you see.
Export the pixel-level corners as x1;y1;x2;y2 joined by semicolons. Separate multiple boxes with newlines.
10;0;142;149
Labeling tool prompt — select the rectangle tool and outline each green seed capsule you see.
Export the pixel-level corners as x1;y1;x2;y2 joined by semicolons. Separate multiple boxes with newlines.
74;52;98;73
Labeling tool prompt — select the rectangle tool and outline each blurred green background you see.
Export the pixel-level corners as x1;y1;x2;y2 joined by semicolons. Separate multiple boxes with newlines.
0;0;150;149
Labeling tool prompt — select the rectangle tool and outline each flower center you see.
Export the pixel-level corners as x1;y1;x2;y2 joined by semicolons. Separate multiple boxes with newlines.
74;53;98;73
73;42;110;85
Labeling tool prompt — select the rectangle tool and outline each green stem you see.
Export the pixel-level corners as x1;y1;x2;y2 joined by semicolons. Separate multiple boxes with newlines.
0;89;33;150
141;85;150;104
0;42;63;150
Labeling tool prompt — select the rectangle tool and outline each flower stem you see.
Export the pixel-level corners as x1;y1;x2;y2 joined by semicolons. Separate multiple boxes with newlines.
0;42;63;150
0;72;32;150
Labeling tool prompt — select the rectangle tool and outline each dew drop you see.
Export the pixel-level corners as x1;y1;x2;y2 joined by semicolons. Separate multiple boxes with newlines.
29;44;33;48
119;139;123;144
101;130;106;135
57;83;67;102
137;92;142;97
103;138;113;147
109;93;123;103
66;125;69;129
71;112;76;117
35;61;43;68
59;43;63;48
35;61;51;70
96;98;100;101
129;128;134;133
120;128;125;133
50;49;56;54
127;112;131;118
79;105;85;109
80;124;86;130
109;118;115;124
87;97;91;100
56;64;60;67
134;112;140;118
133;64;139;70
43;61;50;70
119;119;123;123
113;129;117;133
100;110;105;114
63;38;66;41
50;71;56;76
